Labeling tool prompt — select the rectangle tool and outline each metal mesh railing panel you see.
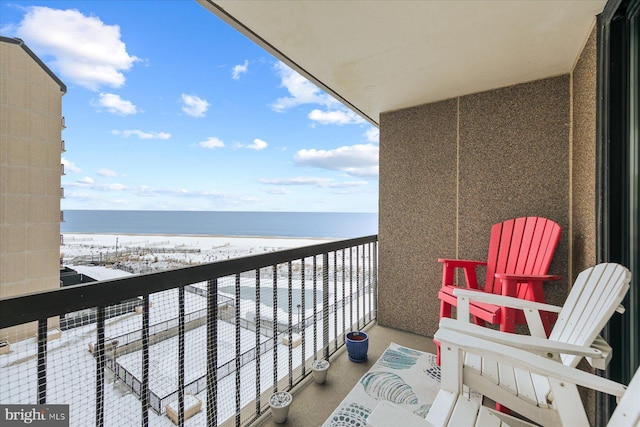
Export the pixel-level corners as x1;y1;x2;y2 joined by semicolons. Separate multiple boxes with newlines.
0;236;377;427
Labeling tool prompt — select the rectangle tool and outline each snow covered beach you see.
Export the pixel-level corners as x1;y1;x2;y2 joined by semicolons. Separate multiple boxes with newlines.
61;233;332;277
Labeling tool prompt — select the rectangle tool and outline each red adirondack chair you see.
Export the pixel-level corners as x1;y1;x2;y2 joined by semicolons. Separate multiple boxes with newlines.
435;217;562;363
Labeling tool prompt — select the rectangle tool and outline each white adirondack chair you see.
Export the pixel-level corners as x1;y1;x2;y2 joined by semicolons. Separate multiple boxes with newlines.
437;262;632;426
426;327;639;427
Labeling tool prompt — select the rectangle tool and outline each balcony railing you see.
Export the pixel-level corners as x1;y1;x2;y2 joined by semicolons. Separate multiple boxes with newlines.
0;235;378;426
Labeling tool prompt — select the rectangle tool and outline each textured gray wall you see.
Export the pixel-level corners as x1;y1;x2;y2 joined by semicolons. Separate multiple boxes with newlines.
379;76;573;337
458;76;571;317
379;99;458;336
572;28;598;280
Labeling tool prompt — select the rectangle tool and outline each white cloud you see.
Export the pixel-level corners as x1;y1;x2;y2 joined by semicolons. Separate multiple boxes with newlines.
97;168;117;177
129;186;232;200
106;183;126;191
78;176;94;184
95;93;137;115
112;129;171;140
181;94;210;117
247;138;268;150
364;127;380;143
326;181;368;188
198;137;225;149
294;144;379;177
232;60;248;80
13;6;139;90
265;188;291;195
259;176;367;189
64;180;127;192
270;62;367;129
259;177;334;187
308;109;365;126
61;158;81;173
271;61;336;112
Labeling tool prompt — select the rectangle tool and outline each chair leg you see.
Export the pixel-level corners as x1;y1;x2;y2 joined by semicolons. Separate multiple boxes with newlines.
437;300;453;366
440;299;452;319
499;307;516;333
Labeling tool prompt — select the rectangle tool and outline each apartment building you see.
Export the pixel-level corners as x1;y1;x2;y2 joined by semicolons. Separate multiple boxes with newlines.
0;36;66;339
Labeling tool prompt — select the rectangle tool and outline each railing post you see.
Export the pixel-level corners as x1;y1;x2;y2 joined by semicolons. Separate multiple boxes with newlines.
95;306;105;427
287;261;293;390
373;241;378;320
178;286;185;427
254;268;262;417
313;256;318;359
365;243;373;322
333;252;338;353
206;279;218;426
234;273;241;427
323;252;330;360
342;250;346;338
141;295;150;426
349;248;353;331
356;245;361;330
300;257;306;376
272;265;278;394
37;319;47;405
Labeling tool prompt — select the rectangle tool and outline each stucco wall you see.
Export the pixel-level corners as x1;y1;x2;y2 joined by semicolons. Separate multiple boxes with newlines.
379;76;572;337
378;99;458;336
572;27;598;279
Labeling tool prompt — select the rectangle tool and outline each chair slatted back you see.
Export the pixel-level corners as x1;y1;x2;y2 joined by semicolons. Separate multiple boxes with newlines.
484;217;562;296
549;263;631;367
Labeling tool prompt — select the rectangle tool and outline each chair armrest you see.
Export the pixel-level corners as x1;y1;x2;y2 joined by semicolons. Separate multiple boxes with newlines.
438;259;487;289
587;335;613;370
495;273;562;282
439;318;604;360
495;273;561;299
453;288;562;312
438;258;488;267
434;328;627;399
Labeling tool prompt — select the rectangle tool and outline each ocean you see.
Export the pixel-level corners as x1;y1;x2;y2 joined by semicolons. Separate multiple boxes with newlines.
61;210;378;239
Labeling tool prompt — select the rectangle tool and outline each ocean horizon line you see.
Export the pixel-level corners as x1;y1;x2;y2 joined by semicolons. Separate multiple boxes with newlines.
61;210;378;239
63;209;378;214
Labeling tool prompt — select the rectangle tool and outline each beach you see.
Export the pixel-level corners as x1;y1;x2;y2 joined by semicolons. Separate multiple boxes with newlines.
61;233;335;277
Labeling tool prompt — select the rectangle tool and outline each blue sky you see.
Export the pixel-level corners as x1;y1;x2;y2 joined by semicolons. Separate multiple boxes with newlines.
1;1;379;213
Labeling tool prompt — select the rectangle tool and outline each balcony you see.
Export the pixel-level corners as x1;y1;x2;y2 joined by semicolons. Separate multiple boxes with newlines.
0;235;387;426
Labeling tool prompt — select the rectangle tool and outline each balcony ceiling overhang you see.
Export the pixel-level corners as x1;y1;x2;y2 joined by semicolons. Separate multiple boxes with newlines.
197;0;606;126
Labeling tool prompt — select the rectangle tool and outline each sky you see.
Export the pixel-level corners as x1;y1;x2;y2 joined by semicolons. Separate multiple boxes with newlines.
0;0;380;213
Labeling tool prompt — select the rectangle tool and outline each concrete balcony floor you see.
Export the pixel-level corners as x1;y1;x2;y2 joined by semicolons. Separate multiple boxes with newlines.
260;323;436;426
